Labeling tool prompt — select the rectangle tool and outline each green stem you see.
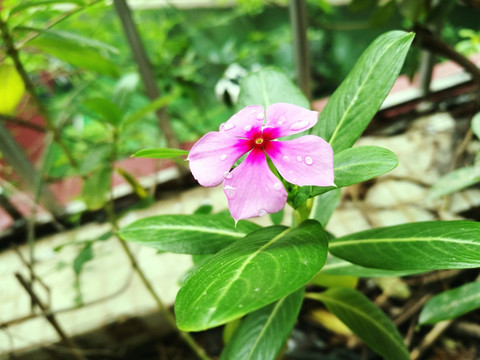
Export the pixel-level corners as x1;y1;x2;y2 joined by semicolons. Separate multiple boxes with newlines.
294;198;313;224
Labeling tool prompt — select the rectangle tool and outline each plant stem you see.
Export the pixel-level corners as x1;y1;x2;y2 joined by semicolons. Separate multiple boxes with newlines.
294;197;313;224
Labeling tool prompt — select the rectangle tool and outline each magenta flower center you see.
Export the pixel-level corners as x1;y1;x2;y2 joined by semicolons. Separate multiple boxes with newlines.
250;132;270;149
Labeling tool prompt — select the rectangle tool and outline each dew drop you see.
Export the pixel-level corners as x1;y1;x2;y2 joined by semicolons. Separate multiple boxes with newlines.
305;156;314;165
258;209;268;217
224;185;236;199
203;291;207;295
273;182;282;190
256;112;264;120
243;124;252;132
288;170;297;182
282;155;290;162
289;120;309;131
254;288;260;292
223;171;232;179
223;123;235;131
220;154;227;161
238;304;243;308
277;116;286;125
296;156;303;162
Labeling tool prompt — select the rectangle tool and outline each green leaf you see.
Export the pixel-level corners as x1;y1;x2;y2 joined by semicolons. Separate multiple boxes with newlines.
237;67;309;110
119;214;260;254
132;148;189;159
307;288;409;360
322;255;427;278
81;167;112;210
428;166;480;199
18;27;118;54
312;31;415;153
220;288;304;360
113;73;140;109
307;145;399;199
73;242;94;275
472;112;480;139
329;221;480;270
84;97;123;126
0;64;25;115
175;220;328;331
28;33;119;77
419;281;480;324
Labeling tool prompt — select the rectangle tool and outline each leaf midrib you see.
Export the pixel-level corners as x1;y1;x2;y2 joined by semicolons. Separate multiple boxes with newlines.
204;227;293;325
124;224;248;239
246;296;287;359
320;293;408;358
327;36;402;147
330;236;480;248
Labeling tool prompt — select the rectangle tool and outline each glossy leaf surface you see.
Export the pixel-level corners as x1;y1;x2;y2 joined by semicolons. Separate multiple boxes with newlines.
330;221;480;270
308;288;409;360
119;214;260;254
312;31;414;153
175;220;328;331
220;289;304;360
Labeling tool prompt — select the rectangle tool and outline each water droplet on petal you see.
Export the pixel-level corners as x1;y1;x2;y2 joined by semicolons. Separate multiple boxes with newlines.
224;185;236;199
289;120;309;131
273;182;282;190
220;154;227;161
282;155;290;162
256;112;264;120
223;123;235;131
296;156;303;162
277;116;286;125
223;171;232;179
305;156;314;165
258;209;267;217
243;124;252;132
288;171;297;182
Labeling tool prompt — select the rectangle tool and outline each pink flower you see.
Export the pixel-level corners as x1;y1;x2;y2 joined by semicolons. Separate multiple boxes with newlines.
187;103;334;221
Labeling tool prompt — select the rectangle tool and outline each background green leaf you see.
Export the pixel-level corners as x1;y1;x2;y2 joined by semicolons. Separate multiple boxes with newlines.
237;67;310;109
119;214;260;254
220;288;304;360
175;220;328;331
419;281;480;324
307;288;409;360
428;166;480;199
81;166;112;210
312;31;415;153
84;97;123;126
28;32;119;77
329;221;480;270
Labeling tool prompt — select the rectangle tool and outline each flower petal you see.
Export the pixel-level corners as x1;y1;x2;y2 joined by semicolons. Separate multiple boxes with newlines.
220;105;264;138
266;135;334;187
223;148;287;221
188;132;251;187
264;103;318;139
